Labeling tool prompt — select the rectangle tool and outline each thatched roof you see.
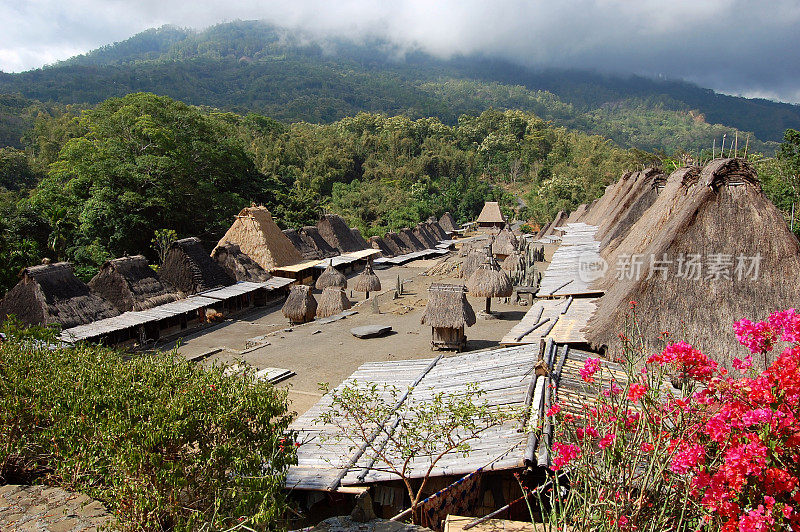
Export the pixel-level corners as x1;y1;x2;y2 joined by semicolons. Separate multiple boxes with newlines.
460;250;486;279
398;228;427;252
0;262;120;329
383;232;411;255
315;261;347;290
160;237;234;295
350;228;370;249
566;203;588;224
595;168;665;249
301;226;339;259
493;228;518;256
501;251;523;272
476;202;505;224
467;256;513;298
585;158;800;370
283;227;338;261
536;210;568;239
421;283;476;328
211;242;271;283
88;255;179;313
426;219;449;240
368;236;394;257
352;263;381;293
282;285;317;323
316;287;351;318
439;212;458;233
215;206;303;271
413;223;438;248
317;214;367;253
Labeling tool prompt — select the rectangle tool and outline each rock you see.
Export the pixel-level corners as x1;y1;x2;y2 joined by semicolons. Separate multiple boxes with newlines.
350;325;393;339
312;329;322;335
350;491;376;522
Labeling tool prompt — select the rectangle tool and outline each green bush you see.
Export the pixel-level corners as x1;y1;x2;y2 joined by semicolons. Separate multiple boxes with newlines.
0;321;296;530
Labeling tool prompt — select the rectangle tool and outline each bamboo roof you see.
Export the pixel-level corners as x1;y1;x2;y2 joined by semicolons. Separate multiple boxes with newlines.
286;343;542;491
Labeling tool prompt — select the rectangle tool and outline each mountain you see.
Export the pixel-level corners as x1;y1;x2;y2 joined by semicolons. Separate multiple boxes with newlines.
1;20;798;153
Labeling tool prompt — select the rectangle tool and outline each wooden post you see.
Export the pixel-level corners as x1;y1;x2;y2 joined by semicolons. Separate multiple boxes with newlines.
485;297;491;314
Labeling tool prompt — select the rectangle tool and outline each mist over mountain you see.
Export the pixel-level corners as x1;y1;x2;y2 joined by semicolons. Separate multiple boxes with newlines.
2;21;799;153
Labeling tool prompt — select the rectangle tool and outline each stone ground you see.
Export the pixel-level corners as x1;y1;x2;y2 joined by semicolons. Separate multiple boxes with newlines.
0;485;112;531
156;257;530;415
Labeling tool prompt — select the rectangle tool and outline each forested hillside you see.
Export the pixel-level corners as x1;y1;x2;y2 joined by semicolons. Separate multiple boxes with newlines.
1;21;798;153
0;92;655;293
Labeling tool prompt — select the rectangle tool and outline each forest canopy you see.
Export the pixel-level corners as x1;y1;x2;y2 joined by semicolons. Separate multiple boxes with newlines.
0;92;652;290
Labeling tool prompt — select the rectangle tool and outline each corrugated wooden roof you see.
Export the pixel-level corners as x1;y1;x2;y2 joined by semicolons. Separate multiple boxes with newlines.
59;279;293;343
536;223;605;298
286;344;541;491
500;297;599;346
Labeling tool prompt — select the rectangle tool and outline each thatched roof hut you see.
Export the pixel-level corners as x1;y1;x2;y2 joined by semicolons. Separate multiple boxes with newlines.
282;285;317;324
384;232;411;255
368;236;394;257
422;284;476;329
88;255;179;313
316;287;351;318
283;229;316;260
585;158;800;370
476;202;506;228
536;210;568;239
315;261;347;290
317;214;366;253
467;254;513;314
301;226;339;259
352;263;381;298
439;212;458;233
595;167;665;249
493;228;518;258
160;237;234;295
566;203;588;224
398;228;427;252
350;228;370;249
460;250;486;279
211;242;271;282
413;223;438;248
426;219;449;240
422;283;476;351
0;262;120;329
501;251;523;272
215;206;303;271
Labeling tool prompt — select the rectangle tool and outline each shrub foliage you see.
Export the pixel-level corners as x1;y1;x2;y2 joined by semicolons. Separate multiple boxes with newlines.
0;322;296;530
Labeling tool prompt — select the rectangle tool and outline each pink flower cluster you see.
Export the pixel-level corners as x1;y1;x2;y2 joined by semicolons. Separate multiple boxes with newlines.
580;358;601;383
549;308;800;531
664;312;800;530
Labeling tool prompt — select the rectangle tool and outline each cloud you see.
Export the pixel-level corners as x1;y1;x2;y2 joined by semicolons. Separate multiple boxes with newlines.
1;0;799;103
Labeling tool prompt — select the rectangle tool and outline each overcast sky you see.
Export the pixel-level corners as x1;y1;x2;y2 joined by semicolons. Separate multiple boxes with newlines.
2;0;799;104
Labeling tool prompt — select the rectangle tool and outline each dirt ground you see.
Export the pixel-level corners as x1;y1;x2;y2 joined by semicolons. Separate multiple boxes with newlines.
155;256;530;416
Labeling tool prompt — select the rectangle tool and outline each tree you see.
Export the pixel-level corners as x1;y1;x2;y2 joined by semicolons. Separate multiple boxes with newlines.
32;93;275;270
151;228;177;266
317;380;513;522
778;129;800;230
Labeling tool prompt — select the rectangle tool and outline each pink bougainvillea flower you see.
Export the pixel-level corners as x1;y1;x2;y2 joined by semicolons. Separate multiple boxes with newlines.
732;355;753;373
627;382;647;403
551;442;580;470
580;358;601;383
599;433;615;449
547;403;562;417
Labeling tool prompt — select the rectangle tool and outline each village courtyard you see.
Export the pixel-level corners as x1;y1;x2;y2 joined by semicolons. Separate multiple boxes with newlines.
159;258;526;415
